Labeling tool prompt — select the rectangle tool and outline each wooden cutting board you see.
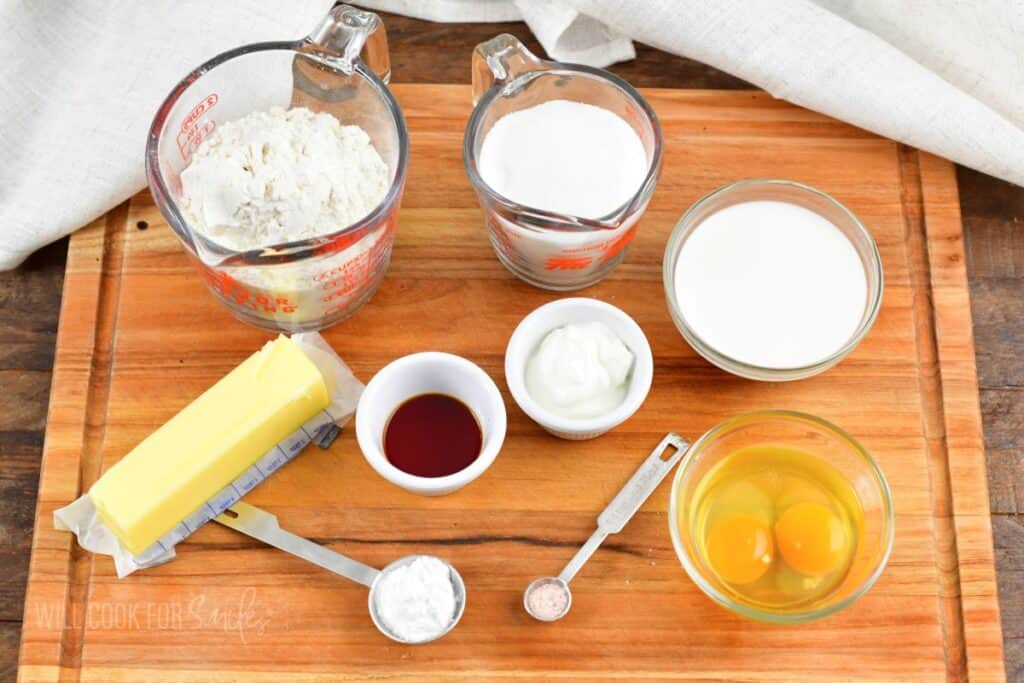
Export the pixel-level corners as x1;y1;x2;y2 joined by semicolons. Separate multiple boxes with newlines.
18;85;1005;681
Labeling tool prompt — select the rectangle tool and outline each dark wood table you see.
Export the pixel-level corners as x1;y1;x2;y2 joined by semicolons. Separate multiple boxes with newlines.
1;14;1020;681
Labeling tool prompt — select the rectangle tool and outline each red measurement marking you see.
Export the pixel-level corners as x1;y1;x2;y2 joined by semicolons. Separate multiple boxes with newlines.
599;225;638;263
196;265;297;314
177;93;219;162
181;94;218;132
545;255;592;270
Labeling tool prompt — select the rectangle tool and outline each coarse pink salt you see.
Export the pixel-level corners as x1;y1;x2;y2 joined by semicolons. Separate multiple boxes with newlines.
526;580;570;621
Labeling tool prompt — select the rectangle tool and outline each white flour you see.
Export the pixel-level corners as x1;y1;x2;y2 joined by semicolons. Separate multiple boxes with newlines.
477;99;647;219
373;556;457;642
674;200;868;369
180;106;388;250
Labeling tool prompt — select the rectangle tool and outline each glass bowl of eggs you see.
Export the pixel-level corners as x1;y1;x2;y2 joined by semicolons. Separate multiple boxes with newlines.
668;411;894;623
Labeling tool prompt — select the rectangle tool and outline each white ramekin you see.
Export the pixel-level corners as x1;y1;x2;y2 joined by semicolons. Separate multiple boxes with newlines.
504;298;654;440
355;352;507;495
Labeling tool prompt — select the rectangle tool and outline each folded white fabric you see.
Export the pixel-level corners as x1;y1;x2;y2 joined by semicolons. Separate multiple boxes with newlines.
363;0;1024;189
2;0;1022;269
358;0;636;66
0;0;332;270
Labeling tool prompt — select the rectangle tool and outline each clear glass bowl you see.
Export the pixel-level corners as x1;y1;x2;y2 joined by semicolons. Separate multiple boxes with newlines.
662;179;883;381
668;411;894;623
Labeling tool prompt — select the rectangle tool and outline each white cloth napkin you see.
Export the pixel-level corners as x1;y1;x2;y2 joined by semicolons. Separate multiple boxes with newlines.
2;1;1022;269
0;1;332;270
362;0;1024;179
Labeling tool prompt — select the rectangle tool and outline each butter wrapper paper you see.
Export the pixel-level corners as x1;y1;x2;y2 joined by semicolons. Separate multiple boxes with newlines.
54;332;363;577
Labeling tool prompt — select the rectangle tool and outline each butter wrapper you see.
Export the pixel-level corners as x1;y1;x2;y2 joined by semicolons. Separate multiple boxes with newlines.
54;332;363;577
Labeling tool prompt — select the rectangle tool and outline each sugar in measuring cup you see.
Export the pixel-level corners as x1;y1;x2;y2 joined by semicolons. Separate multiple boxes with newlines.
146;5;408;333
464;35;663;291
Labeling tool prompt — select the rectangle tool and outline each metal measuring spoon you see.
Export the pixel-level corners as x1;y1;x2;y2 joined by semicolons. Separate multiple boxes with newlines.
215;502;466;644
524;433;690;622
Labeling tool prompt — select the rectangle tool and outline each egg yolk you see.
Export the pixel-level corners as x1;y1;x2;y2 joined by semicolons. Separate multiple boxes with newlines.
774;502;848;576
705;514;774;585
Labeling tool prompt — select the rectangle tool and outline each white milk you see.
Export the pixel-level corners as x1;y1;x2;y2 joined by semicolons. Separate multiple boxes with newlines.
673;200;867;369
478;99;647;219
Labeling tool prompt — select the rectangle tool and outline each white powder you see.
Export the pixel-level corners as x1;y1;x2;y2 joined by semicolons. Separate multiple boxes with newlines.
477;99;648;219
674;200;868;369
180;106;389;250
373;556;457;642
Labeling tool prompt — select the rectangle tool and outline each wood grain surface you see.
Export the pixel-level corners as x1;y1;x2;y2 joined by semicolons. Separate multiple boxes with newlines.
2;12;1022;682
14;83;1005;681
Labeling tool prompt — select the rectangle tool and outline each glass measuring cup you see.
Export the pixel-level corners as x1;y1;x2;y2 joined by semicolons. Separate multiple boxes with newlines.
146;6;408;332
464;35;663;290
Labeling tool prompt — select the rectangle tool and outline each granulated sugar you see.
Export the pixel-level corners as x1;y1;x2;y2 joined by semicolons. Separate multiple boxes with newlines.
477;99;647;219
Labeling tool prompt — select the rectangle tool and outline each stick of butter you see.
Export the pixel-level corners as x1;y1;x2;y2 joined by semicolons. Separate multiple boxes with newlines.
88;335;329;556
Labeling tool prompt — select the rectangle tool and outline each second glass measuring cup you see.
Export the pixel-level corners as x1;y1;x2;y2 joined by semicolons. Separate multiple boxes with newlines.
464;35;663;290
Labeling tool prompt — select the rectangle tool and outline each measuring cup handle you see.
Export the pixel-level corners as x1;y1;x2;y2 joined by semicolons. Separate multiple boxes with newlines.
471;34;546;105
305;4;392;83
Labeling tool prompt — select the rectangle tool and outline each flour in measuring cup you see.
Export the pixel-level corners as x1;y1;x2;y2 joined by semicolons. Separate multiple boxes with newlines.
180;106;389;250
477;100;648;219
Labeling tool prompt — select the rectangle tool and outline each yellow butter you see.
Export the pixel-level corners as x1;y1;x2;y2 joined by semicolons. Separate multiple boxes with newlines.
89;335;329;555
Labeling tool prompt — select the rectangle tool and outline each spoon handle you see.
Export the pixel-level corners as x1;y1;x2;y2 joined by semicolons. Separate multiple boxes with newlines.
557;433;690;584
598;433;690;533
558;528;608;584
215;502;381;588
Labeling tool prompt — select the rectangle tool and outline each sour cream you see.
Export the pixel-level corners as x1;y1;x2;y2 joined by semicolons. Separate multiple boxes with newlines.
525;322;634;419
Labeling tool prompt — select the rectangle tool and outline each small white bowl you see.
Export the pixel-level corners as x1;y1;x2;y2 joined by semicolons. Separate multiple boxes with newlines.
355;352;507;495
505;298;653;440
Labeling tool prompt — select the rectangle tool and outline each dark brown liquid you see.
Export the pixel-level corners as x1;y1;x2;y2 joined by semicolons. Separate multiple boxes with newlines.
384;393;482;478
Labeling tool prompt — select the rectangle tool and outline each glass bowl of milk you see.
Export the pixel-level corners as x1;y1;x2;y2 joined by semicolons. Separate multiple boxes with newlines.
464;35;663;291
663;179;883;381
